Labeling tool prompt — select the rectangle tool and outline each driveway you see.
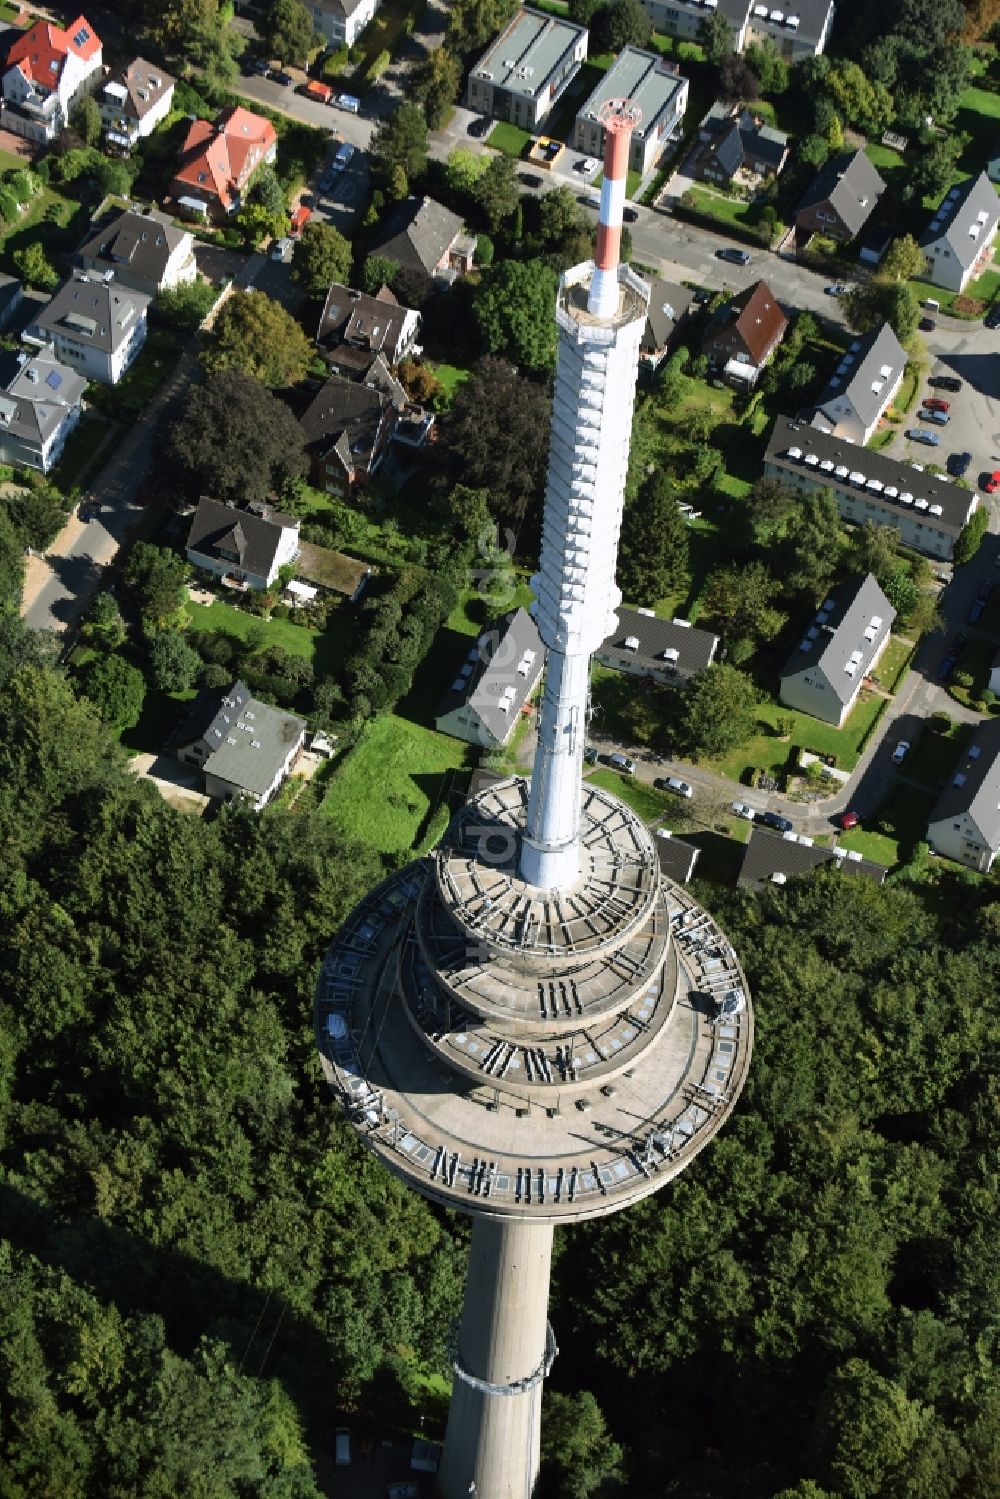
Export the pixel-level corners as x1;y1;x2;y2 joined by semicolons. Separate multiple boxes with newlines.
128;753;211;814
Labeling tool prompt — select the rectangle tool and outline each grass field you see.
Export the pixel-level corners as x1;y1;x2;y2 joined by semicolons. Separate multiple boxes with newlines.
839;784;938;868
320;713;470;855
873;636;914;694
587;767;677;822
52;414;118;493
705;692;887;783
487;122;532;157
184;596;354;678
430;360;471;402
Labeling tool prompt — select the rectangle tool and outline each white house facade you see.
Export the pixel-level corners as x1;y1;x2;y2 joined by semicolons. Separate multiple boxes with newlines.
1;15;102;143
24;272;149;385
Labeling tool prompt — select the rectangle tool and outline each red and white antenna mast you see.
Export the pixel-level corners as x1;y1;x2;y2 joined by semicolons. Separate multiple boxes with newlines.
588;97;641;319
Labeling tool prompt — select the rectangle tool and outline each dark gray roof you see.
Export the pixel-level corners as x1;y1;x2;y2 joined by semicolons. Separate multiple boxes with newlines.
928;718;1000;850
371;196;466;276
765;415;978;538
642;277;693;352
921;171;1000;272
78;209;188;284
0;349;85;445
601;607;718;675
714;121;745;179
738;825;888;887
30;272;150;353
172;679;306;798
317;282;412;359
796;149;886;238
186;497;297;579
0;272;21;320
474;7;587;99
654;830;700;884
813;322;906;432
435;608;544;741
670;0;748;22
299;369;393;464
780;574;895;706
747;0;833;47
576;46;686;142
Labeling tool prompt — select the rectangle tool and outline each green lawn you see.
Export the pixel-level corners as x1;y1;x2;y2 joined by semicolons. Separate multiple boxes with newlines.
587;767;677;822
320;713;471;856
839;785;938;869
52;414;118;493
487;122;532;157
430;360;471;400
0;179;89;274
872;635;914;694
705;692;887;784
947;634;997;707
184;596;354;678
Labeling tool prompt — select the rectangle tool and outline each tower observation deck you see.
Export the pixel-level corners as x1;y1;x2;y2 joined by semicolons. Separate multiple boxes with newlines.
315;103;753;1499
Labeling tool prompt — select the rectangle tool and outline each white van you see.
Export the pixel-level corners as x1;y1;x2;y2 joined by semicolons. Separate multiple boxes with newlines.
334;1428;351;1465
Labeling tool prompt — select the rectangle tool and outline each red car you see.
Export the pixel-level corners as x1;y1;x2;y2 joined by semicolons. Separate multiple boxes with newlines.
985;471;1000;494
836;811;860;830
923;396;950;413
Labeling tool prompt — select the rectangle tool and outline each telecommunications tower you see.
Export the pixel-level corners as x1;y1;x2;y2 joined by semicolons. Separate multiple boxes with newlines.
316;103;753;1499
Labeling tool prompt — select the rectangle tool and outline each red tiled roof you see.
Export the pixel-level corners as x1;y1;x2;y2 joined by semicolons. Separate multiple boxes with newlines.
173;106;276;210
7;13;100;84
703;278;788;367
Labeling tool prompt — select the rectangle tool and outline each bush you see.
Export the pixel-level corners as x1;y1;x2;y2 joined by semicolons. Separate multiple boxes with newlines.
369;48;391;79
954;669;974;690
929;710;953;732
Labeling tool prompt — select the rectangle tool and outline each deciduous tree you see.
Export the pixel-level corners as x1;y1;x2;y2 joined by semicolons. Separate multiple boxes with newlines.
123;542;190;626
202;289;312;387
163;368;309;506
149;630;201;693
263;0;320;66
618;471;690;605
413;47;462;129
369;103;428;191
442;355;550;531
291;219;352;294
473;153;519;231
77;653;147;730
677;662;761;758
70;94;101;147
841;281;920;342
473;258;559;373
699;8;735;63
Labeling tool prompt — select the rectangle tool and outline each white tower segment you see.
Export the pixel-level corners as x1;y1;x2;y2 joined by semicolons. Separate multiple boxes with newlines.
519;100;649;892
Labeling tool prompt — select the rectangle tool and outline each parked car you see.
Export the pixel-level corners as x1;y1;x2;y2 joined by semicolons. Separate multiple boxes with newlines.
986;303;1000;328
656;776;693;798
250;58;270;76
583;746;598;765
891;740;911;765
918;317;936;332
954;632;969;650
759;811;793;832
334;1427;351;1465
836;811;861;830
947;450;971;477
717;247;751;265
518;171;542;187
907;429;941;446
969;599;986;623
978;583;994;604
692;288;713;305
331;141;355;171
984;470;1000;493
918;408;950;425
273;70;294;86
923;396;950;413
824;283;849;295
622;205;638;222
731;801;756;820
270;236;292;260
608;752;637;774
575;156;598;174
936;652;957;680
928;375;962;391
336;93;361;113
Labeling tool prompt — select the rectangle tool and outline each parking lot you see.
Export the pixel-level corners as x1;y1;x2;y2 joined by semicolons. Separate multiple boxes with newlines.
900;323;1000;491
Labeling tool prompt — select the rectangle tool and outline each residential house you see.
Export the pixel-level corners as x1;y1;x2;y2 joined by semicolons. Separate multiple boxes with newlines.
24;271;149;385
779;573;895;727
640;277;694;372
316;282;420;378
809;322;906;446
0;349;84;472
594;606;718;686
309;0;381;49
793;149;886;244
170;106;277;220
690;103;788;189
989;646;1000;696
435;608;544;748
77;209;197;298
185;497;300;591
653;829;701;884
169;679;306;809
573;48;688;179
299;361;401;498
742;0;834;60
700;279;788;388
764;414;979;560
737;826;888;887
0;273;22;331
1;14;102;143
641;0;832;59
920;172;1000;294
927;718;1000;873
467;8;588;133
99;57;174;152
370;196;476;282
